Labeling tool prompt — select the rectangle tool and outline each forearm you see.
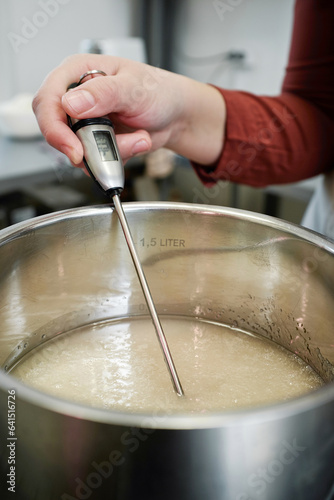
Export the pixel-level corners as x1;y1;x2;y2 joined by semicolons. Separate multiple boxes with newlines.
193;88;334;188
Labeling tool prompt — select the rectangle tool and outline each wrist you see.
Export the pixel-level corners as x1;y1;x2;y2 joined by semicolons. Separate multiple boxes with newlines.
167;79;226;165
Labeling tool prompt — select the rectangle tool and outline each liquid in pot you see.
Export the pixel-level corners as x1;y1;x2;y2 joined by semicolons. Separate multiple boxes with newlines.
11;316;323;413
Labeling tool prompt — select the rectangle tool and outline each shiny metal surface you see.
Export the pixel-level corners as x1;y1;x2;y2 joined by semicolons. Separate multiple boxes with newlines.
77;70;107;85
76;123;124;192
67;71;124;194
112;195;183;396
0;202;333;500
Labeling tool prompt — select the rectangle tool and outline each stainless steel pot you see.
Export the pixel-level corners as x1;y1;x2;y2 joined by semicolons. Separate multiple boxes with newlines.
0;202;333;500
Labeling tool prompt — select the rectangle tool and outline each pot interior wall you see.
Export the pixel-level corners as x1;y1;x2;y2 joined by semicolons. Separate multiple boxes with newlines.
0;203;333;383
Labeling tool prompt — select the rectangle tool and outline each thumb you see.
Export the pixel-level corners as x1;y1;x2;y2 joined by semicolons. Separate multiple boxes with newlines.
62;87;97;117
61;74;129;118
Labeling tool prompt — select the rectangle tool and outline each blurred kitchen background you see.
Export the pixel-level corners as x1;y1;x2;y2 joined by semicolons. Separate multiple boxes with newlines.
0;0;316;229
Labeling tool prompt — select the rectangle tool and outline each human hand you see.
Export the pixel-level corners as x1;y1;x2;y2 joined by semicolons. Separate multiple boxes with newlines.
33;53;226;168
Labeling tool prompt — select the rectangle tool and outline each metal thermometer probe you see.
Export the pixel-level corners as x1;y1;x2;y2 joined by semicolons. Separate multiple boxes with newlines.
66;71;184;397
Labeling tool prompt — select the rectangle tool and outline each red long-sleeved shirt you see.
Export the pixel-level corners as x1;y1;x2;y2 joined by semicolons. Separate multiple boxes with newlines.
194;0;334;188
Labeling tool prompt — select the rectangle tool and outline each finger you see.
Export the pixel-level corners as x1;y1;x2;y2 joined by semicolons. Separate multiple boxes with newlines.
68;130;152;171
33;54;122;164
33;90;84;165
61;67;153;122
116;130;152;162
61;76;124;119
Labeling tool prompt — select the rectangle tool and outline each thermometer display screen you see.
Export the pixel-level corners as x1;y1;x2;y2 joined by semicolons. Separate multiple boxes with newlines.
93;131;118;162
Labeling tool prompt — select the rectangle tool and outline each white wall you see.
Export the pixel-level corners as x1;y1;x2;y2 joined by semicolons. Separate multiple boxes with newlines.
172;0;295;96
0;0;132;100
0;0;296;101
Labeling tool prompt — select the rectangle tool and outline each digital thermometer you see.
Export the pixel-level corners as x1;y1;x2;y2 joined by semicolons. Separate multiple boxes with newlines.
67;115;124;197
66;71;184;397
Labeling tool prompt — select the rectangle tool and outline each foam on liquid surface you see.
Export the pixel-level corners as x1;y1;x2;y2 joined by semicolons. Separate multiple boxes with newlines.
11;317;323;413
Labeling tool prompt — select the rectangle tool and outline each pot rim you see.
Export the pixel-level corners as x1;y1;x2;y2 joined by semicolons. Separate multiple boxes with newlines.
1;202;334;429
1;201;334;251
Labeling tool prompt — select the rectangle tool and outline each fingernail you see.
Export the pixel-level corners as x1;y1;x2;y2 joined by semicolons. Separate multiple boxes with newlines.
61;144;82;165
132;139;150;156
63;89;96;114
